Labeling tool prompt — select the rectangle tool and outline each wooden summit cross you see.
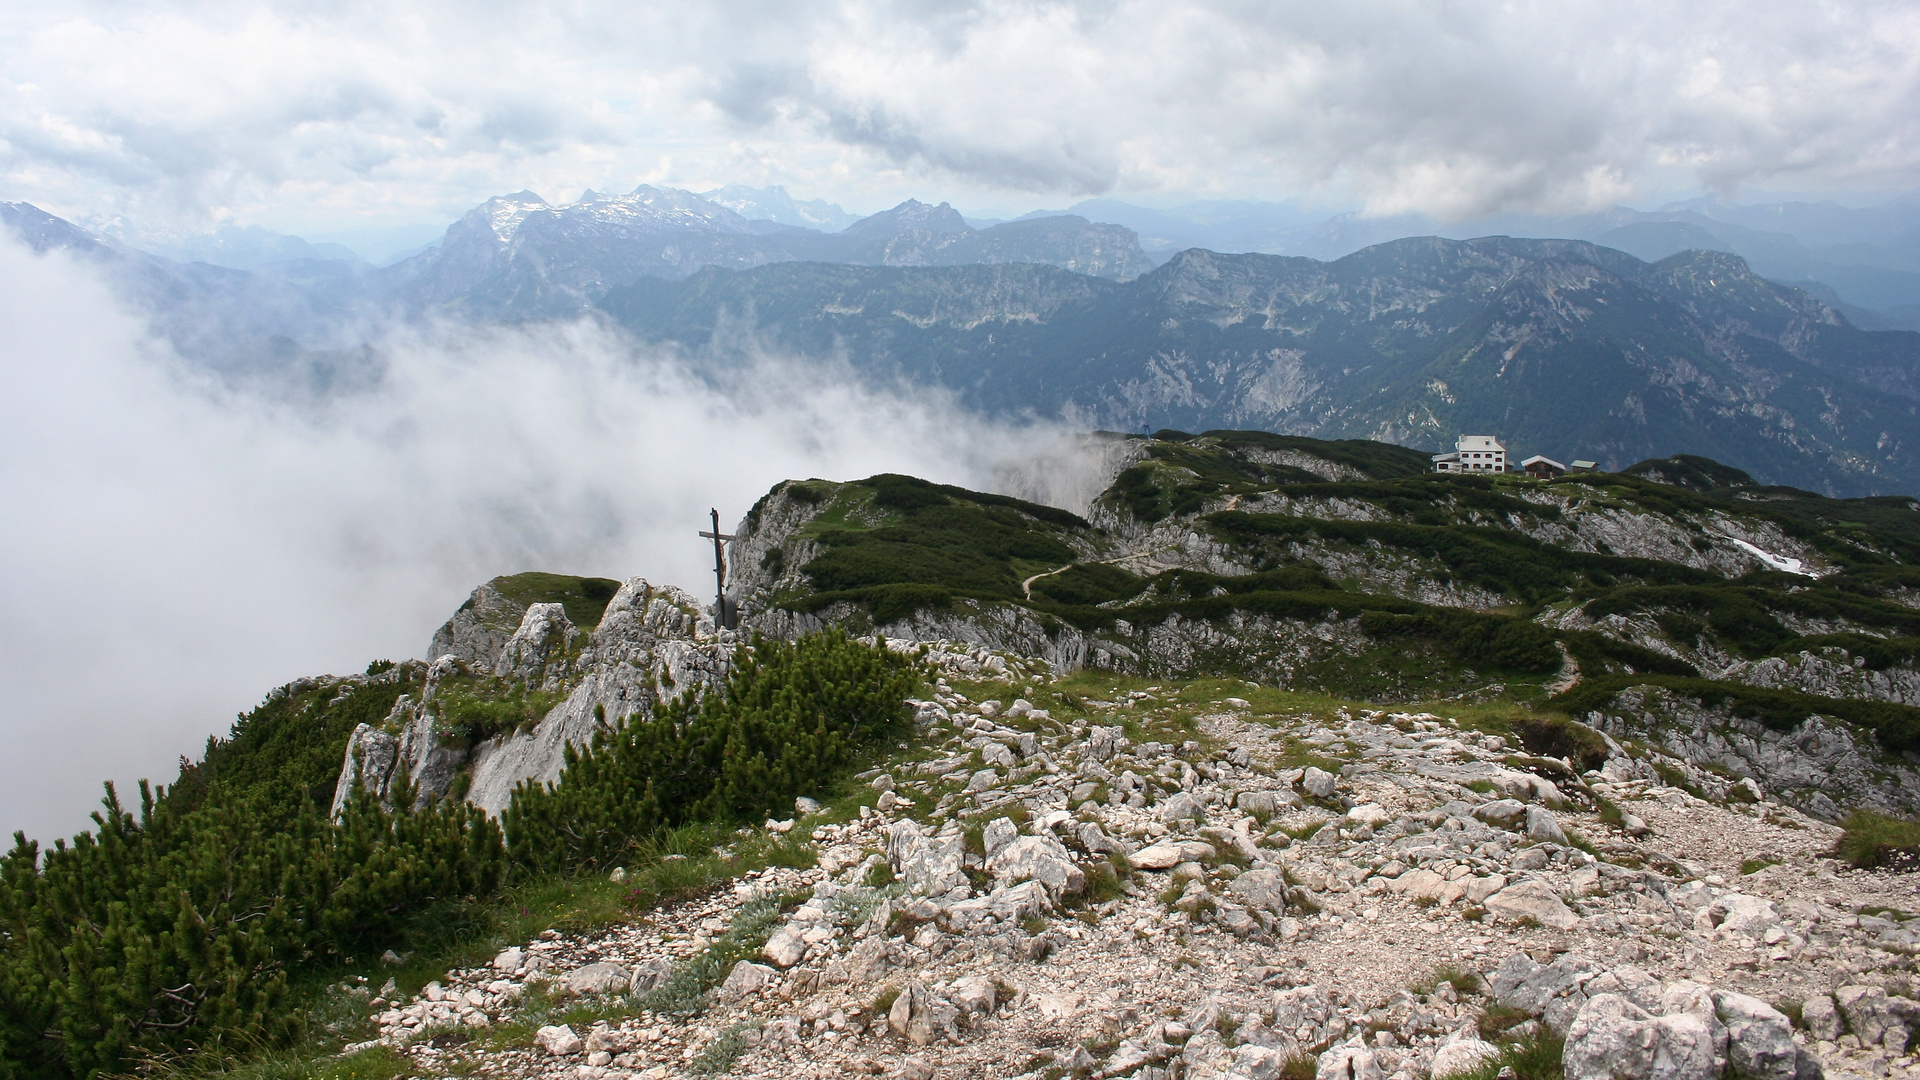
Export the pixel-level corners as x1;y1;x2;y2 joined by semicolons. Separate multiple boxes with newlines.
698;508;738;629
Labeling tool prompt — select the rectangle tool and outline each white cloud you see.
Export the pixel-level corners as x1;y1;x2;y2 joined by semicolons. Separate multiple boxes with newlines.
2;0;1917;233
0;230;1072;842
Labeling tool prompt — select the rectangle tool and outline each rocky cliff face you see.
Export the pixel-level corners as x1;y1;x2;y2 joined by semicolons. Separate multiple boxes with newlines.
428;581;532;670
330;578;733;816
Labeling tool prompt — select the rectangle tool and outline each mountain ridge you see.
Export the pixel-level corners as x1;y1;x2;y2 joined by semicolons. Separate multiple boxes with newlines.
603;237;1920;497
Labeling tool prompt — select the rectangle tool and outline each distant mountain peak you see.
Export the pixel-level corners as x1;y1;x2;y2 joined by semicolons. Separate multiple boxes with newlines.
836;200;973;244
699;184;856;231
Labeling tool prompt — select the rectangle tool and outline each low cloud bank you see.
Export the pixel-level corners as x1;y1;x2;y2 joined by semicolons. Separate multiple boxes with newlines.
0;233;1081;842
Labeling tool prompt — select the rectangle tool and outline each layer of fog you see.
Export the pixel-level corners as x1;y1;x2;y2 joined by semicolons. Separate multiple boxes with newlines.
0;230;1098;844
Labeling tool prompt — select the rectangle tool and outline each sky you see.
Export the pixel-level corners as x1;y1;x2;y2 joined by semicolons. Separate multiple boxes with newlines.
4;0;1920;238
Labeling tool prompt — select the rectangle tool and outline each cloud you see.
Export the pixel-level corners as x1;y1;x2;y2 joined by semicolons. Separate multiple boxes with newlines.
0;230;1074;843
3;1;1918;231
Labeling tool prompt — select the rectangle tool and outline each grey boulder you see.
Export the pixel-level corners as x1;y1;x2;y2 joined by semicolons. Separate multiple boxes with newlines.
1800;995;1843;1043
1563;994;1720;1080
1430;1032;1502;1080
1301;767;1337;799
1526;806;1570;845
1712;990;1808;1080
564;962;634;996
986;834;1086;896
1472;799;1528;828
1485;879;1580;930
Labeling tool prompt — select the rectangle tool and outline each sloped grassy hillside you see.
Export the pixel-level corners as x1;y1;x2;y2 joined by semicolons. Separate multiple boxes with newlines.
730;431;1920;790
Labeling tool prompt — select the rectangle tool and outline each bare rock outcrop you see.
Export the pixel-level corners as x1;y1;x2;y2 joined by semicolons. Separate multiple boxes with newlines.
428;581;528;669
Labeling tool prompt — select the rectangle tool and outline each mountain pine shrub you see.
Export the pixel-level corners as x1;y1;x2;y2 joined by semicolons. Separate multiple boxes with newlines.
0;778;503;1080
504;629;923;873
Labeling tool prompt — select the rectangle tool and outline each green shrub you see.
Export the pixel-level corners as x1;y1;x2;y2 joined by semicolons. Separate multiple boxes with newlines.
0;629;920;1080
504;630;923;874
0;778;505;1080
1554;676;1920;755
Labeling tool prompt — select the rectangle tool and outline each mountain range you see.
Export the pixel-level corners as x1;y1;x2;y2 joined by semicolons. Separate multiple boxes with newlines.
9;188;1920;495
1029;194;1920;329
603;237;1920;496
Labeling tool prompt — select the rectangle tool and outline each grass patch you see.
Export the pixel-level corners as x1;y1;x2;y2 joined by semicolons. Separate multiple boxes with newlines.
688;1024;750;1076
1739;857;1781;876
1277;818;1332;841
1410;965;1482;996
488;571;624;631
1835;810;1920;870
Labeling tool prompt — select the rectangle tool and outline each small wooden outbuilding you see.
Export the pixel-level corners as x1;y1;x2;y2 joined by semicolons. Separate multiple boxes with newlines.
1520;455;1566;479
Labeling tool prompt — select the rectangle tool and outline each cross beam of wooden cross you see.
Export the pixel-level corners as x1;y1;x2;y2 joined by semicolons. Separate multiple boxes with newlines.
699;507;738;629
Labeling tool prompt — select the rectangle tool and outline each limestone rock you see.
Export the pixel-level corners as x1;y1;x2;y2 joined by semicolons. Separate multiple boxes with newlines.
1346;803;1391;827
1227;868;1290;913
494;603;576;682
1473;799;1527;828
982;817;1018;859
1227;1044;1290;1079
888;980;959;1047
630;959;673;996
1485;879;1579;930
888;820;969;897
845;938;894;983
1316;1041;1382;1080
1159;790;1203;822
1301;767;1338;799
535;1024;584;1056
1711;990;1801;1080
950;975;997;1015
1563;994;1719;1080
1238;790;1278;818
1130;840;1217;870
430;581;529;669
1430;1032;1501;1079
1709;894;1780;937
491;946;524;973
721;961;774;998
564;962;633;996
462;579;728;817
1526;806;1569;845
1490;952;1599;1016
763;924;808;968
1801;994;1843;1043
1836;985;1893;1048
986;835;1086;896
987;880;1052;923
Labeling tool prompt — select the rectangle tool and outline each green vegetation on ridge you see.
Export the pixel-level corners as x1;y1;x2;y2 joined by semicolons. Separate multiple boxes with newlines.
0;632;921;1080
753;431;1920;751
